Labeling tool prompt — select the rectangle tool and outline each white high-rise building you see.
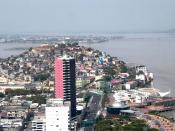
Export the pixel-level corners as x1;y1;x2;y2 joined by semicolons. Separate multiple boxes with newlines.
45;98;73;131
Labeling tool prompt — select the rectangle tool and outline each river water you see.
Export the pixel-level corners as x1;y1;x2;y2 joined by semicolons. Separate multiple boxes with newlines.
0;42;41;58
0;33;175;96
87;33;175;96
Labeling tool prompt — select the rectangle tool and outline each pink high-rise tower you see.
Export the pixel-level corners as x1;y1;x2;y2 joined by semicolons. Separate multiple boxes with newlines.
54;56;76;118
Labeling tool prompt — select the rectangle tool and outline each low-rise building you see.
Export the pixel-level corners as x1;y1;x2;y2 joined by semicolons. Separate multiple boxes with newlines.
32;114;46;131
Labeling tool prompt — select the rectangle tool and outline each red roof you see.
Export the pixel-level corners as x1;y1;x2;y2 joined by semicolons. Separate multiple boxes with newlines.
111;79;121;85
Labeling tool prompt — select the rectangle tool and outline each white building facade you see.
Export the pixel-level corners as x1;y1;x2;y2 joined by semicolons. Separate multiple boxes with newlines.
32;116;46;131
45;99;72;131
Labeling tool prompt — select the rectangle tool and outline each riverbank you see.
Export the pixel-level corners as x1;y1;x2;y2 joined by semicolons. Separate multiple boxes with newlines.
82;36;175;96
1;33;175;96
0;41;174;130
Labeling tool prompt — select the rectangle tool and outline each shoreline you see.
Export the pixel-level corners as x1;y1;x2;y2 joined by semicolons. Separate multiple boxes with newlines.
0;42;170;94
0;44;174;127
83;38;175;95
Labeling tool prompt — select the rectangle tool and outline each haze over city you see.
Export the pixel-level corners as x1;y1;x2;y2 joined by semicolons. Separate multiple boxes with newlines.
0;0;175;34
1;0;175;131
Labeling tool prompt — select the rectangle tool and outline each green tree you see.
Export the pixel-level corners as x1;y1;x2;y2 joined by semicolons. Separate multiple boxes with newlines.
5;88;13;95
34;73;50;82
95;119;121;131
103;75;112;82
84;94;91;103
26;95;46;105
95;119;158;131
120;65;128;73
0;92;5;97
29;47;33;51
103;66;118;77
5;88;49;96
100;81;111;93
101;93;109;108
122;119;158;131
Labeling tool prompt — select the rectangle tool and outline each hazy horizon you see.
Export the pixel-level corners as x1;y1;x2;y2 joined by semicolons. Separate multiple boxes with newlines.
0;0;175;34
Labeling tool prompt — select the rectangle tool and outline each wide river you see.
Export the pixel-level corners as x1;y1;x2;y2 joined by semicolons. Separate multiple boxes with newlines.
0;42;41;58
85;33;175;96
0;33;175;96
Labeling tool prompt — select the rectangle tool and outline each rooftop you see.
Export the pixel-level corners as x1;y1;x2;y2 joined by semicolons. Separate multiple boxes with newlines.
55;55;74;60
46;98;70;107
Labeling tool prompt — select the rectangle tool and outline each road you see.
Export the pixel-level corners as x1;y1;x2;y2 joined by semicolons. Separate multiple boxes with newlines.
82;92;102;131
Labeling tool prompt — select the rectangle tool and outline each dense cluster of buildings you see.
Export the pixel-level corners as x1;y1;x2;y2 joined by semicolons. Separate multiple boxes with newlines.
0;42;123;92
0;41;174;131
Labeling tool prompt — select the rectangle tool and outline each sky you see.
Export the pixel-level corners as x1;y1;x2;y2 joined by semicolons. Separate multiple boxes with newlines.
0;0;175;34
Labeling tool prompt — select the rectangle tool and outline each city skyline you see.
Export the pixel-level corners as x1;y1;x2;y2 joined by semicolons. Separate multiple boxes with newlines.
0;1;175;131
